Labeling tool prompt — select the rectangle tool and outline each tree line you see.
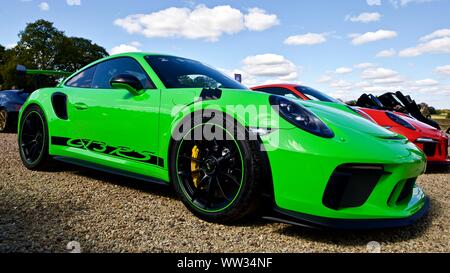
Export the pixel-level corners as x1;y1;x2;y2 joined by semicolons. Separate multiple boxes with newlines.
0;20;108;91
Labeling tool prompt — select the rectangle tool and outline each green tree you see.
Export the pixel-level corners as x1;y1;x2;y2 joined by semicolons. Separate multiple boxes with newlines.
0;44;5;87
0;44;5;65
0;20;108;91
55;36;108;72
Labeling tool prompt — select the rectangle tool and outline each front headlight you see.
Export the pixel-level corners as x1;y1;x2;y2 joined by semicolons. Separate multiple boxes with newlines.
385;112;416;131
270;95;334;138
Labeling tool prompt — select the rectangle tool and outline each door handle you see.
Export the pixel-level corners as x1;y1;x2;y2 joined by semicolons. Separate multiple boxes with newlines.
74;102;88;110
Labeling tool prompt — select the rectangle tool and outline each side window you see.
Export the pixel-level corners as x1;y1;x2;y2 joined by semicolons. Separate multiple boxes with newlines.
91;58;155;89
65;65;97;88
255;87;300;99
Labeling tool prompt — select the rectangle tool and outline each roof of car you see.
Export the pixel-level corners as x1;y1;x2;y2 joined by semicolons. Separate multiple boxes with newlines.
106;52;175;59
251;83;302;89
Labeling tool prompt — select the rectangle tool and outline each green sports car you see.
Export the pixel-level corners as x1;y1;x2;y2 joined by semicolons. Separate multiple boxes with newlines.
17;53;429;229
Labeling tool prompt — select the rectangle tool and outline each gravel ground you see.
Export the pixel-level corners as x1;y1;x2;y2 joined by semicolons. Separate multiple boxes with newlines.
1;133;449;253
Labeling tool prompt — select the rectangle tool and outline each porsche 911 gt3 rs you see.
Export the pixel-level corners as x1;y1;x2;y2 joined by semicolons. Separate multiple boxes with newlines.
17;53;429;229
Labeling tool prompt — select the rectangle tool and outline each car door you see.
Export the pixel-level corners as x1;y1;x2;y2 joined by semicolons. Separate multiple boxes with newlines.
62;57;162;178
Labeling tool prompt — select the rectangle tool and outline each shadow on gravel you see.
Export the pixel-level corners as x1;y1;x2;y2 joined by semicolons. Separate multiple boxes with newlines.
67;164;177;199
271;198;439;246
0;189;87;253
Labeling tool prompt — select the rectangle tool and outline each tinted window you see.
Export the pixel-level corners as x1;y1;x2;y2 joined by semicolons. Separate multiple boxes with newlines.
295;86;341;103
145;55;247;90
91;57;154;89
66;66;96;88
254;87;301;100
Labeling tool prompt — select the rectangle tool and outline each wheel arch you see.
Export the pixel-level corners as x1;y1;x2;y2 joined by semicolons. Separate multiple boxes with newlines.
18;102;49;134
167;108;274;201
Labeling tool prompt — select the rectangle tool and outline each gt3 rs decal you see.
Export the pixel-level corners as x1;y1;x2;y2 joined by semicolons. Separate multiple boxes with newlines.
51;136;164;167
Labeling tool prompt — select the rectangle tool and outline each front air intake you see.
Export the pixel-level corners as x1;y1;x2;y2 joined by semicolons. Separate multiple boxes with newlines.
388;178;416;207
323;164;387;210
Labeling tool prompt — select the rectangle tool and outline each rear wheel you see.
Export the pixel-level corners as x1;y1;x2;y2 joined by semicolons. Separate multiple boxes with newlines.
0;109;11;133
170;113;263;223
18;105;51;170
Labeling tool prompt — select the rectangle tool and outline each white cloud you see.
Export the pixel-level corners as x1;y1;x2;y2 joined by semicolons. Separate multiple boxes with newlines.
350;29;398;45
242;54;298;79
390;0;435;8
373;76;405;85
221;54;301;86
316;74;333;84
244;8;279;31
399;37;450;57
128;41;141;47
5;43;17;49
66;0;81;6
317;64;449;108
399;29;450;57
114;5;278;42
346;12;382;23
284;33;327;45
230;54;300;85
110;42;142;55
354;63;376;69
335;67;353;74
376;48;396;58
329;80;353;90
361;67;399;79
415;79;439;86
435;65;450;76
420;28;450;41
367;0;382;6
38;2;49;11
354;81;372;88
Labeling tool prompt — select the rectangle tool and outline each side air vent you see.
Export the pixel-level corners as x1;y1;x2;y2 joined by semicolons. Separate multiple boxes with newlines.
51;92;68;120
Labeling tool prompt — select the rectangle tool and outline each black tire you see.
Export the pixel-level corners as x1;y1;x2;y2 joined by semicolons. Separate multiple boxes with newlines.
170;110;264;223
18;105;51;170
0;108;13;133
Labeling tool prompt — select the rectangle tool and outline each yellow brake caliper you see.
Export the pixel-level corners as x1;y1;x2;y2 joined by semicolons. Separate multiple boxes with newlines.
191;145;201;188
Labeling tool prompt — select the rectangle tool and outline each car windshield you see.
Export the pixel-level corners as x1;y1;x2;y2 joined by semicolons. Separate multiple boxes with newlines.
145;55;247;90
295;86;341;103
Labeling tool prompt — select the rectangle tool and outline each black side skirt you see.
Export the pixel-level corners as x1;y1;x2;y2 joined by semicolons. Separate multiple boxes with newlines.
53;156;169;186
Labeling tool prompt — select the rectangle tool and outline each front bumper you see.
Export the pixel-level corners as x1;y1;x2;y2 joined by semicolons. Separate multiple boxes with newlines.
260;127;428;225
263;197;429;230
414;137;449;165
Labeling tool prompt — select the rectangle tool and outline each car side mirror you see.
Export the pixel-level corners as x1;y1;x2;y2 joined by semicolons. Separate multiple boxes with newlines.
110;74;144;96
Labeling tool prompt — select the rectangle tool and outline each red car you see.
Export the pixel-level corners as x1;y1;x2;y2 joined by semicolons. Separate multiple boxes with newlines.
251;84;449;166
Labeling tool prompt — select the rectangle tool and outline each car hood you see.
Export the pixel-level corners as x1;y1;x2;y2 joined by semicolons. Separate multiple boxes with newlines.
0;90;30;103
300;100;399;138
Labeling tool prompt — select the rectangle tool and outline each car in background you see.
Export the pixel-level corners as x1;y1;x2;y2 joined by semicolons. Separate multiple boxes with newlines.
357;92;441;130
356;93;449;166
251;84;449;166
0;90;31;132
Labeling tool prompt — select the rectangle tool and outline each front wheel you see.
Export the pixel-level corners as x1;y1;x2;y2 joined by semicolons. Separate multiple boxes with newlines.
170;114;263;223
18;105;51;170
